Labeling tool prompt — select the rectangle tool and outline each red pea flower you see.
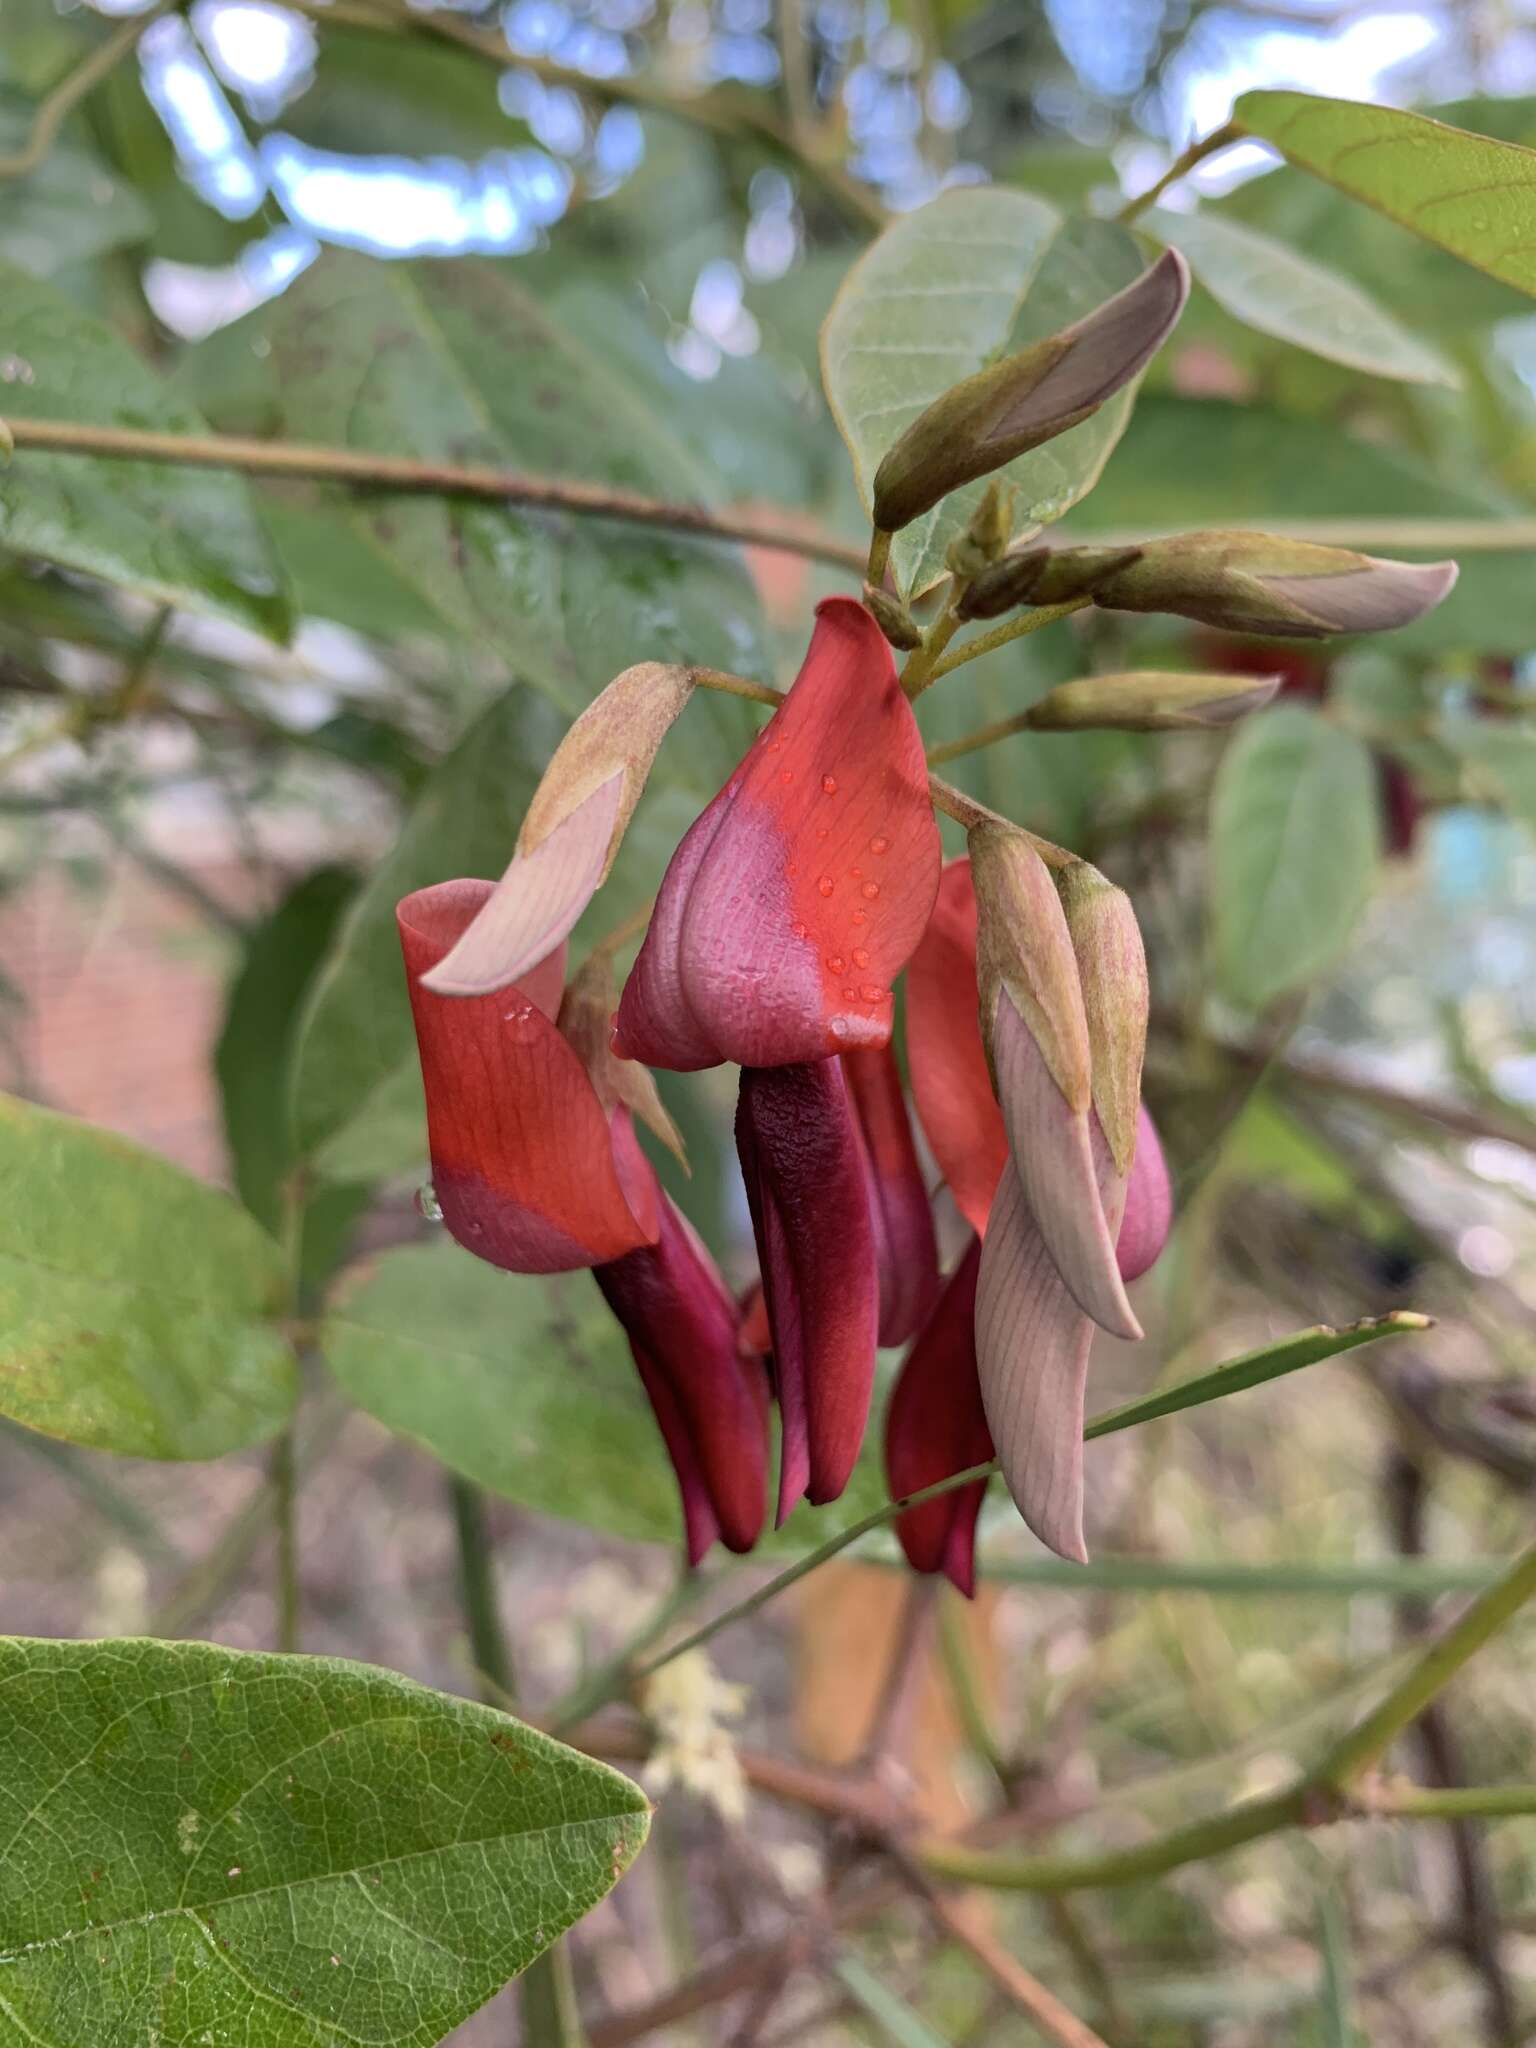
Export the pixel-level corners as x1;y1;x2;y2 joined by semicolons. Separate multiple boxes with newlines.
842;1044;939;1346
594;1116;769;1565
615;597;941;1070
885;1238;991;1597
399;880;657;1272
736;1059;878;1522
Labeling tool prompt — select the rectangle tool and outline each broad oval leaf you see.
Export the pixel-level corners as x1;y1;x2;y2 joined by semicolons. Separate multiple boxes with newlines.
322;1243;689;1544
1147;206;1453;385
265;251;766;701
0;94;151;277
1208;704;1382;1009
822;191;1148;594
0;1095;296;1457
0;1636;648;2043
0;261;289;636
1233;91;1536;300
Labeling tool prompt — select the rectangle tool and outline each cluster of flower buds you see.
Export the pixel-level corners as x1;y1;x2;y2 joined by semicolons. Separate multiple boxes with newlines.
958;531;1458;640
393;233;1462;1588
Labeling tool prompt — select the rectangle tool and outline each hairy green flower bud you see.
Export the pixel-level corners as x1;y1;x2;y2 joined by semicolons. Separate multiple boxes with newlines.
1053;860;1147;1176
861;582;924;651
1083;530;1459;639
1025;668;1281;731
871;249;1190;533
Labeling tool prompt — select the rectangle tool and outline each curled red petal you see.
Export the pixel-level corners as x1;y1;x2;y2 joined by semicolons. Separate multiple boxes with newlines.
1117;1104;1173;1283
399;881;655;1272
905;859;1008;1236
595;1119;769;1563
885;1238;993;1598
842;1045;939;1347
616;597;941;1069
736;1060;879;1521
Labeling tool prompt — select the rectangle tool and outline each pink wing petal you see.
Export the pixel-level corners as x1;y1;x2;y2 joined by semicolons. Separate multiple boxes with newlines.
1117;1105;1173;1283
421;772;626;996
991;989;1142;1343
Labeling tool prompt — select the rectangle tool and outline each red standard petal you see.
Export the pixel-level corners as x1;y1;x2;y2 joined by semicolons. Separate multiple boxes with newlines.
736;1060;879;1521
1117;1104;1173;1282
616;597;941;1069
595;1119;769;1564
842;1044;939;1347
885;1238;993;1598
905;858;1007;1235
399;880;655;1272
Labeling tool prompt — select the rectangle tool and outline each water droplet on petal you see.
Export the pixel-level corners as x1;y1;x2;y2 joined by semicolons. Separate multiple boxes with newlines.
821;775;838;795
829;1018;850;1040
850;866;863;880
861;881;880;900
779;769;794;785
791;921;809;939
851;909;867;926
852;947;870;968
415;1183;443;1223
827;954;846;974
869;835;890;855
815;826;829;841
817;875;835;897
859;984;883;1003
842;986;858;1000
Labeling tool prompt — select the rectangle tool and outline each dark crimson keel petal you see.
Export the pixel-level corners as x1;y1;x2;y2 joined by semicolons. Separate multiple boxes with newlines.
885;1238;993;1598
399;880;655;1273
736;1060;879;1521
595;1119;769;1563
842;1044;939;1347
616;597;941;1070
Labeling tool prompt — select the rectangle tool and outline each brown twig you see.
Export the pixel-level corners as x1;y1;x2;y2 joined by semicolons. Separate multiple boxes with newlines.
0;417;867;574
904;1868;1110;2048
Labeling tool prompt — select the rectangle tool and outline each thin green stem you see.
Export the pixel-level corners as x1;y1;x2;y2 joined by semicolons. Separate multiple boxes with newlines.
270;1431;300;1654
449;1475;515;1703
0;0;178;180
1315;1535;1536;1789
687;664;783;707
547;1568;710;1733
866;528;893;589
899;604;964;698
1116;121;1241;223
926;706;1039;767
919;1533;1536;1894
626;1462;998;1688
0;416;866;574
924;598;1090;684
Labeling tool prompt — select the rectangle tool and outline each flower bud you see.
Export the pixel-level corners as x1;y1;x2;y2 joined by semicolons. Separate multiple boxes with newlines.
861;582;923;651
969;824;1140;1343
957;544;1139;621
1053;860;1147;1176
1025;668;1281;731
945;480;1018;579
558;951;687;1169
1082;530;1459;639
423;662;694;996
871;249;1190;533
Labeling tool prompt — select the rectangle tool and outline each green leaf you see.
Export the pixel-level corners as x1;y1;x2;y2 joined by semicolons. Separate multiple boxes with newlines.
0;1635;648;2043
292;684;560;1162
283;22;529;157
322;1242;690;1547
1233;91;1536;300
0;261;289;635
1084;1312;1428;1441
979;1553;1502;1597
0;1094;296;1458
264;251;765;699
1145;206;1452;385
216;868;358;1233
1208;704;1382;1009
821;189;1146;594
831;1956;950;2048
0;94;151;277
1444;719;1536;834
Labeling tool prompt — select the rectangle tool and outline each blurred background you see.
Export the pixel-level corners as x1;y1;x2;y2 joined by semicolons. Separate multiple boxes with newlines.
6;0;1536;2041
